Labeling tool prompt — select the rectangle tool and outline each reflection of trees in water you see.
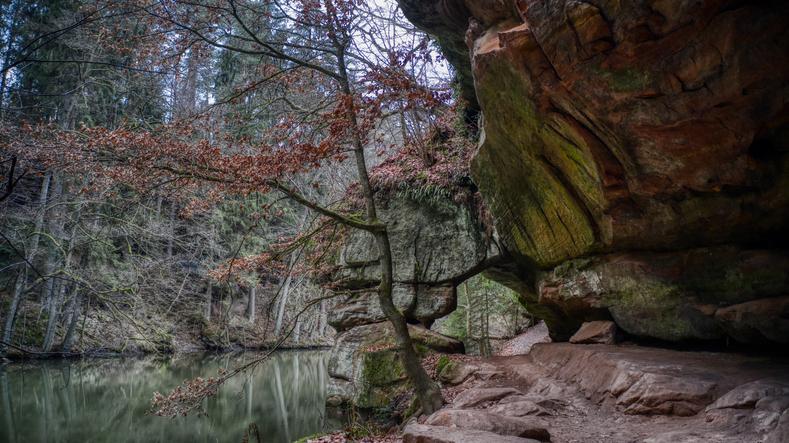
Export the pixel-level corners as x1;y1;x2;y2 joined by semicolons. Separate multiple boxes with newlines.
0;351;334;443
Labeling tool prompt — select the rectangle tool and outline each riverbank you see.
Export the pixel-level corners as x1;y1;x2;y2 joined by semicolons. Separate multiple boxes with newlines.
0;341;332;362
0;297;333;361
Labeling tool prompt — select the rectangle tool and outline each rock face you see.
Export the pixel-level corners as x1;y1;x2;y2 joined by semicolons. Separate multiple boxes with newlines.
326;321;463;408
399;0;789;344
326;194;496;408
328;195;492;331
539;248;789;340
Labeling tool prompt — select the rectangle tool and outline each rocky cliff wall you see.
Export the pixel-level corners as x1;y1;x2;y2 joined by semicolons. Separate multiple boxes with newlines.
325;195;497;408
400;0;789;343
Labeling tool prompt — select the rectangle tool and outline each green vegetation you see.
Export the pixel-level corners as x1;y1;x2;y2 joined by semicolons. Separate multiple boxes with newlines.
435;274;529;356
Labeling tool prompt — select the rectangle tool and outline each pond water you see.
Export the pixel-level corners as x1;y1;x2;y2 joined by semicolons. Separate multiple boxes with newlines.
0;350;341;443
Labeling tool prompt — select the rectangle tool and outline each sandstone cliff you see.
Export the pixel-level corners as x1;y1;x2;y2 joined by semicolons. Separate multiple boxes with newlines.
399;0;789;343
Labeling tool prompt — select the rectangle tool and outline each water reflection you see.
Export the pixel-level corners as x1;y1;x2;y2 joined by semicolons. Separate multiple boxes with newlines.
1;350;339;443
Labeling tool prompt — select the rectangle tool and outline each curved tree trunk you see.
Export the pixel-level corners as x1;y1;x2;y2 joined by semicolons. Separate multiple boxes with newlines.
374;231;443;414
336;44;443;414
203;284;212;322
60;287;81;352
246;285;256;323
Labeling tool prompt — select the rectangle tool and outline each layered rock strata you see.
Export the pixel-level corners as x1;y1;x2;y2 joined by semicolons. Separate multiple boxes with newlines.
399;0;789;343
325;195;498;408
405;343;789;442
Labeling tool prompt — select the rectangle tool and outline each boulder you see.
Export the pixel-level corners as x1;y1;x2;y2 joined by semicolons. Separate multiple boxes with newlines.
715;297;789;344
705;379;789;436
327;285;415;332
326;322;463;408
767;411;789;443
403;423;541;443
706;379;789;411
426;409;551;441
438;360;480;385
537;248;789;341
569;321;617;345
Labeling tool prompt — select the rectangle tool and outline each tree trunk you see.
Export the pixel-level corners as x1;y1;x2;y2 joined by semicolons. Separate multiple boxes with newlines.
0;272;26;354
181;47;199;115
274;209;309;336
1;173;51;355
464;282;471;342
39;174;64;319
274;260;295;336
0;0;22;118
60;287;81;352
42;282;65;352
166;203;176;259
374;231;443;414
38;266;56;321
246;285;256;323
337;47;442;414
203;284;212;321
43;177;84;352
319;297;326;336
481;289;491;357
28;172;51;262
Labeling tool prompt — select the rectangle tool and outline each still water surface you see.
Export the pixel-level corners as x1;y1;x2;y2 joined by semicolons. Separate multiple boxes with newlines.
1;350;340;443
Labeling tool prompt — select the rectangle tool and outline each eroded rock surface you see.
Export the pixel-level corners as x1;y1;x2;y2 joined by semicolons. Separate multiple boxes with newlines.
399;0;789;344
326;321;463;408
452;387;524;409
422;343;789;442
326;195;498;408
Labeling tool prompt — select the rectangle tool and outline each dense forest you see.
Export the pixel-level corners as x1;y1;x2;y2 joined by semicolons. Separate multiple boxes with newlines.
2;1;788;442
0;0;527;358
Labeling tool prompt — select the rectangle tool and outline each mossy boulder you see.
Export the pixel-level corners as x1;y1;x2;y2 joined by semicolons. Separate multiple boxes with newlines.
327;322;463;409
538;247;789;342
336;196;490;287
